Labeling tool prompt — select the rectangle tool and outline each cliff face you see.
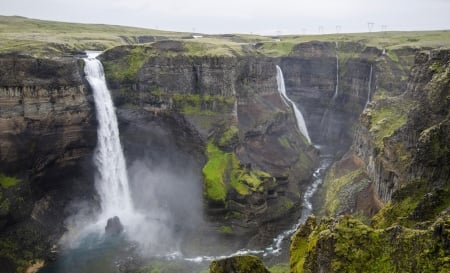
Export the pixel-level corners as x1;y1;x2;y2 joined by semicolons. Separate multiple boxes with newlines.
290;50;450;273
353;49;450;205
100;45;319;246
281;41;415;150
0;53;96;271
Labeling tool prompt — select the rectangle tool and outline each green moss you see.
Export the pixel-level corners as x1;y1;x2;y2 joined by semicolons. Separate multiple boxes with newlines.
321;166;366;216
103;46;154;82
290;216;319;273
202;142;229;204
268;263;289;273
291;215;450;273
218;125;239;147
171;93;235;116
0;174;20;189
366;98;412;148
202;140;274;204
218;225;233;234
373;178;450;229
277;136;291;149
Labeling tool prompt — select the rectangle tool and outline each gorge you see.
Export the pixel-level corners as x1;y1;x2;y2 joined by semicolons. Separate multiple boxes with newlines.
0;16;449;273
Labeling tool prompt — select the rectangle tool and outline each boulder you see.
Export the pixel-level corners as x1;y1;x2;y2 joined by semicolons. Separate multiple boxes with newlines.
209;255;270;273
105;216;124;236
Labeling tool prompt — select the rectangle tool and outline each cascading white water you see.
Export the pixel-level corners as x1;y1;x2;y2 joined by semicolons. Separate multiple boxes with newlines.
333;54;339;100
364;65;373;110
276;65;311;143
84;51;134;222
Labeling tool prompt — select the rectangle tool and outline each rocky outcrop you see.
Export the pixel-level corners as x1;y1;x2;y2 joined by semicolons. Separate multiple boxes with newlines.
353;49;450;204
0;53;96;271
210;255;270;273
290;215;450;273
289;49;450;273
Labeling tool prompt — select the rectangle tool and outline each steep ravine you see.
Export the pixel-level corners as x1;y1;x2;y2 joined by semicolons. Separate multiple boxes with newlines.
290;49;450;273
0;40;426;273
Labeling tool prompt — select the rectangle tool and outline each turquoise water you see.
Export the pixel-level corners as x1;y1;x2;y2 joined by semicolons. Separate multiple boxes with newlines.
39;234;129;273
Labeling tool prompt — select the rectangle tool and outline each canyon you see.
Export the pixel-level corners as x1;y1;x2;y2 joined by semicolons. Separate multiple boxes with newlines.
0;16;449;273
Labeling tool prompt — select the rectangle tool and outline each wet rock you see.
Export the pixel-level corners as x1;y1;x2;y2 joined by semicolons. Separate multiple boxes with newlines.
105;216;124;236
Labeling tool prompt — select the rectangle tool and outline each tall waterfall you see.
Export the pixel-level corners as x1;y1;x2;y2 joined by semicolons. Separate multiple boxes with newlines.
276;65;311;143
364;65;373;110
333;54;339;100
84;51;134;221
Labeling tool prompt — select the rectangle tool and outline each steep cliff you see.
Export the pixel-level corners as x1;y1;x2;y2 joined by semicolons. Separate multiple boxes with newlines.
100;42;319;247
0;53;96;272
290;49;450;273
281;41;416;150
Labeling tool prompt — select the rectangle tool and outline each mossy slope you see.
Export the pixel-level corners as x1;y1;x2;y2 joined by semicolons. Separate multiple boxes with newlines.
291;215;450;273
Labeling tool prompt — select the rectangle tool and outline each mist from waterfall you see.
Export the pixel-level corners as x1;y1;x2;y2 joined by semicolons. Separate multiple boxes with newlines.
276;65;311;143
57;52;185;258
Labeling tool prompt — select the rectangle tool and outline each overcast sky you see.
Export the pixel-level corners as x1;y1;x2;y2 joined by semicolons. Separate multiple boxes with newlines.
1;0;450;35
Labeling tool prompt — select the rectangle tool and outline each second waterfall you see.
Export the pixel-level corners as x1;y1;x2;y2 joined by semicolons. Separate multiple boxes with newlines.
276;65;311;143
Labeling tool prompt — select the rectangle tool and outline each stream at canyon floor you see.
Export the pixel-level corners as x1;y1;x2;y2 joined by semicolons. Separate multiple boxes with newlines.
38;145;334;273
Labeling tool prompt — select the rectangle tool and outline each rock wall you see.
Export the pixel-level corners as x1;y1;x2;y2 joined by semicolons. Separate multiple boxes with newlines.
0;53;96;271
281;41;415;150
353;49;450;203
100;45;319;247
289;49;450;273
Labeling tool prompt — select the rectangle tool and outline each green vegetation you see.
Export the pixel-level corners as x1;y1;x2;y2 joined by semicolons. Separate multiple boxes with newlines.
202;141;274;203
386;50;399;62
291;215;450;273
373;179;450;229
2;16;450;58
171;94;235;116
218;125;239;147
0;174;20;188
0;15;186;56
182;39;244;56
277;135;291;149
210;255;270;273
202;142;230;204
268;263;289;273
365;97;413;148
218;225;233;235
321;166;367;216
255;41;296;56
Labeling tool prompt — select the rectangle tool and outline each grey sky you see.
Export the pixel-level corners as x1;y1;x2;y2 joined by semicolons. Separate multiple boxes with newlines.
1;0;450;34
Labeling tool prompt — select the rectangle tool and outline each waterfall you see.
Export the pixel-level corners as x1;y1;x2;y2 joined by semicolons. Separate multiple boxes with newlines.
276;65;311;143
332;54;339;100
364;65;373;110
84;51;134;222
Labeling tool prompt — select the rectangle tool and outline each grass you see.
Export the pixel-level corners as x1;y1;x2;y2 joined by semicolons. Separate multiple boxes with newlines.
291;215;450;273
365;97;414;148
1;16;450;57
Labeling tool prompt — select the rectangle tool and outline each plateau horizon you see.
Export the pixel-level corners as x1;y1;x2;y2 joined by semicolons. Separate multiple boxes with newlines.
2;0;450;35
